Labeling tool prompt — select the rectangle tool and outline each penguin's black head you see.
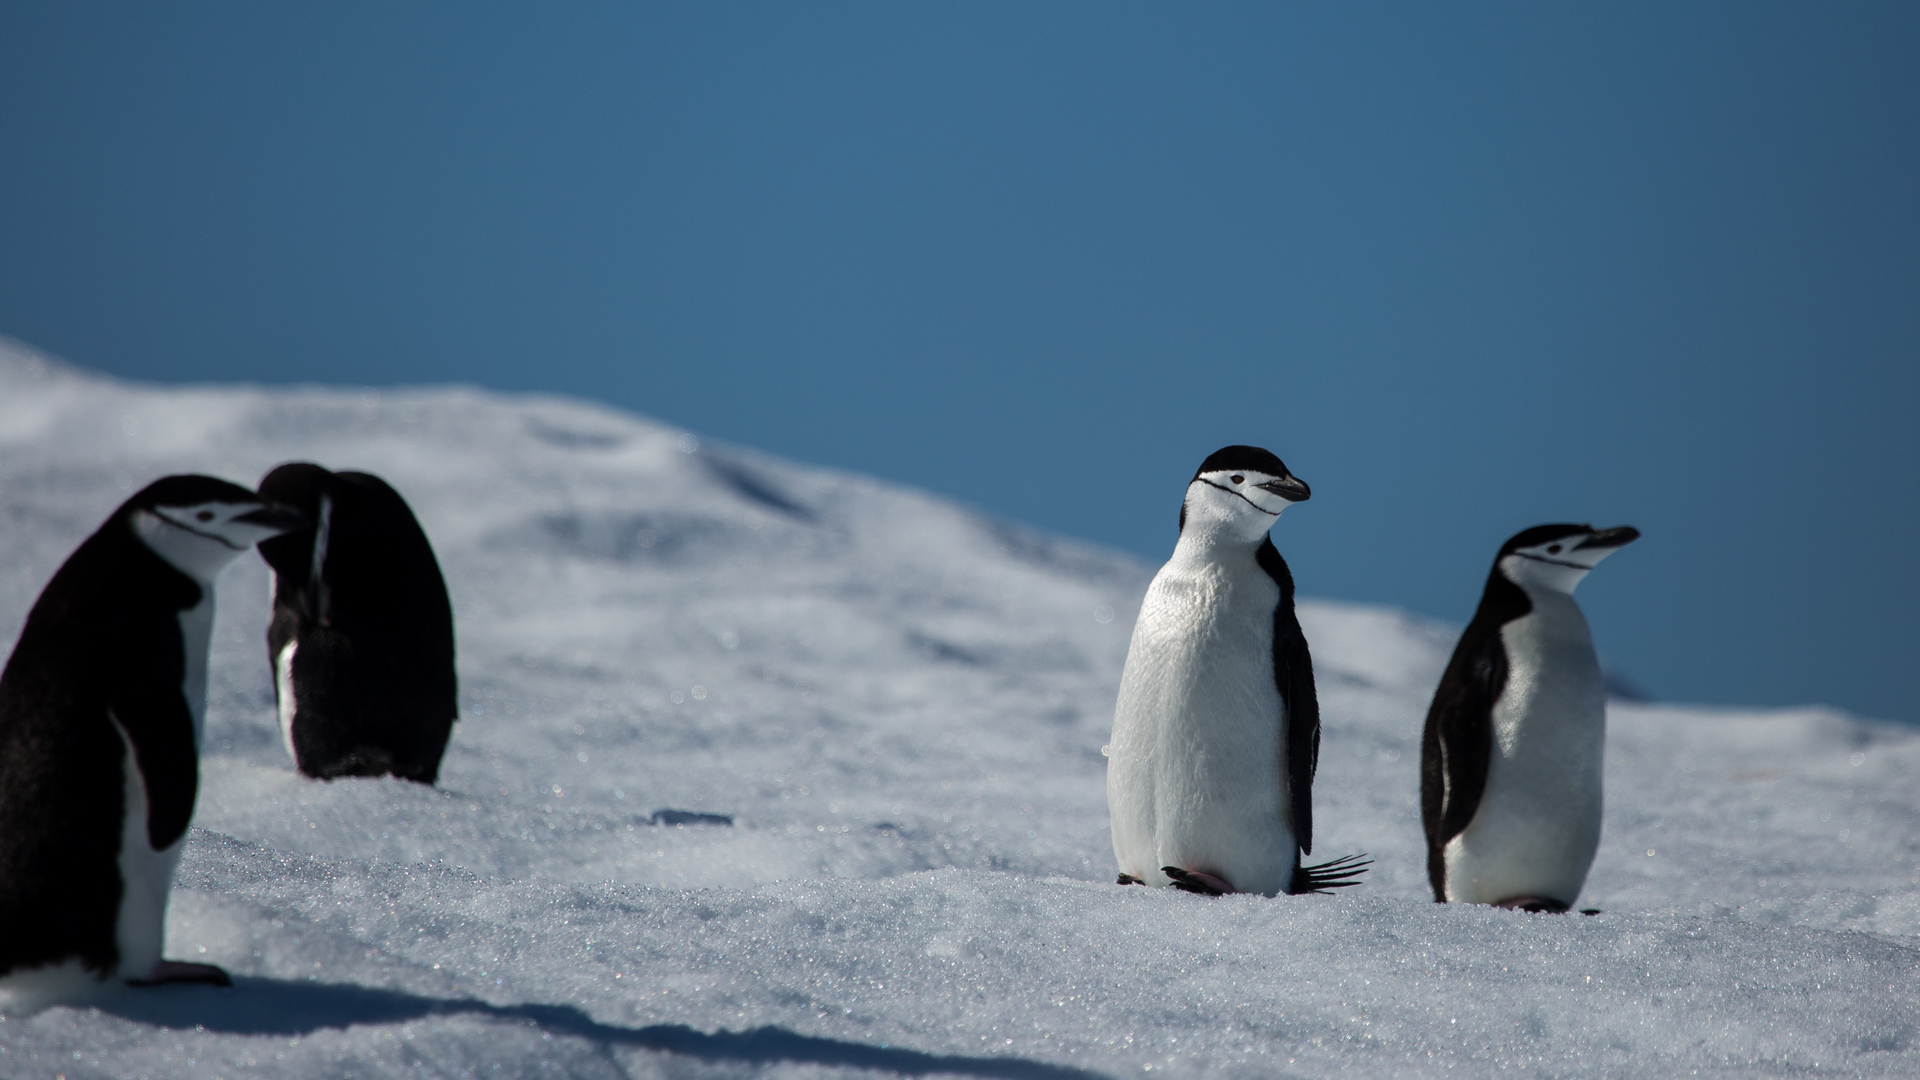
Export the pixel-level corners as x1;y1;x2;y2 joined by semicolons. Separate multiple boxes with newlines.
121;474;309;583
254;462;338;579
1496;523;1640;595
257;462;337;514
1179;445;1310;540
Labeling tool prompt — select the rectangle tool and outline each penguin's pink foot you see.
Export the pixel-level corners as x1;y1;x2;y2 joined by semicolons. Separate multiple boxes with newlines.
127;960;232;988
1162;867;1235;896
1116;873;1145;885
1492;896;1570;914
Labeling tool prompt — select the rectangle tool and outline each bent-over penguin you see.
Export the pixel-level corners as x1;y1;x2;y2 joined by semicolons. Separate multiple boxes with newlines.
257;463;457;784
0;476;304;1006
1421;523;1640;912
1106;446;1368;896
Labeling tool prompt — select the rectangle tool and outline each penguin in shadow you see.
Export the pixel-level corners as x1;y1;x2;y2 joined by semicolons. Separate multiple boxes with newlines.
0;475;304;1006
257;464;457;785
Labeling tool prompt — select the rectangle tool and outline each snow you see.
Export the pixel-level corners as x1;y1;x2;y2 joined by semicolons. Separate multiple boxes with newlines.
1;334;1918;1078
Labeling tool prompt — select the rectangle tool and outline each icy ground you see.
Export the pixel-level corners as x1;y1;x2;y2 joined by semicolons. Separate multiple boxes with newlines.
1;336;1918;1079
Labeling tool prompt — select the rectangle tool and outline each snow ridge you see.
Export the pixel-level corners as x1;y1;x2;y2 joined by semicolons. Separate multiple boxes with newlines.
1;336;1917;1078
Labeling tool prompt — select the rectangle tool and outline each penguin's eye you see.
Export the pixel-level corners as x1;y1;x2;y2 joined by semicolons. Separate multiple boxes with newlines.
1547;544;1562;554
1231;475;1244;484
196;510;215;523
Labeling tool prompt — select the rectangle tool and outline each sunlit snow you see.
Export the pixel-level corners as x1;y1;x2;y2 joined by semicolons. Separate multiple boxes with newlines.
1;336;1916;1079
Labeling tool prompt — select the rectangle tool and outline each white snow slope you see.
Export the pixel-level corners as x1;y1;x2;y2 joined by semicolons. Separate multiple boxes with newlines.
1;336;1918;1079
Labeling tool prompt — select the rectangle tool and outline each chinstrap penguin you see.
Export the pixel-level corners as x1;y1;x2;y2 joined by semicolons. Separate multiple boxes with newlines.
1106;446;1368;897
1421;523;1639;912
256;463;457;784
0;476;304;1007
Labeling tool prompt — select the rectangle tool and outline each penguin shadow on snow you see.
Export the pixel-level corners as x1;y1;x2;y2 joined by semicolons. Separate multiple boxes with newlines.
94;977;1105;1080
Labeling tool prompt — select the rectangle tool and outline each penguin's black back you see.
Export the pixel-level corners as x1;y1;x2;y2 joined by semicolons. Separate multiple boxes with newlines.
1419;560;1531;902
0;509;204;977
1255;537;1320;873
258;464;457;784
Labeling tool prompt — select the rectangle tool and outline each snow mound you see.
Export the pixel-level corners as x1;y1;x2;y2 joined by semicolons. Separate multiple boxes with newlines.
1;336;1916;1078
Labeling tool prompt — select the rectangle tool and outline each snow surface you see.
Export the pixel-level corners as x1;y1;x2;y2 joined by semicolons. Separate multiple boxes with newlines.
1;335;1918;1078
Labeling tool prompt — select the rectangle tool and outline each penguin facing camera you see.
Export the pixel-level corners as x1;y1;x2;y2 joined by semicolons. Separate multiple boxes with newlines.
1106;446;1369;897
1421;523;1640;912
256;463;457;785
0;476;305;1005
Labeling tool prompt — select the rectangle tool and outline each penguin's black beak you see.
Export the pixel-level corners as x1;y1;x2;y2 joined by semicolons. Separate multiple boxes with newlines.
1575;526;1640;550
1257;476;1311;503
236;503;310;536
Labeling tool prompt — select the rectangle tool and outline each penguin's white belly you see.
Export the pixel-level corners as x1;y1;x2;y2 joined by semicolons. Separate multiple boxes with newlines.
110;598;209;983
1445;596;1606;905
1107;560;1293;896
179;594;214;751
111;718;185;981
275;640;300;764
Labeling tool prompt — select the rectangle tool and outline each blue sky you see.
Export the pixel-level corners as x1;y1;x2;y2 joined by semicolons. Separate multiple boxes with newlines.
3;3;1916;721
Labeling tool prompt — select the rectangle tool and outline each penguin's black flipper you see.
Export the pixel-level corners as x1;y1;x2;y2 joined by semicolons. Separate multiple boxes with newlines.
1256;536;1319;858
104;542;209;852
1290;854;1371;895
1421;566;1528;902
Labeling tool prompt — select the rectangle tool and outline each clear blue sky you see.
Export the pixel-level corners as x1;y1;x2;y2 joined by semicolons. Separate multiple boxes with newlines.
3;3;1916;721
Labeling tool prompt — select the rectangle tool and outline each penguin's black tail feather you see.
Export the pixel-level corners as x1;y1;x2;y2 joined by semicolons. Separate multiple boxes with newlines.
1290;854;1371;895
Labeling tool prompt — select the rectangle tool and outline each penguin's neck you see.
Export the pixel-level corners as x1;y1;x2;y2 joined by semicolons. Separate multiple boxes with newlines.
1169;520;1270;570
1508;580;1592;646
126;516;225;750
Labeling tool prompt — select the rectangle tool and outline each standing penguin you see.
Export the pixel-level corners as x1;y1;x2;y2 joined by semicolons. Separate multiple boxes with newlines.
0;476;304;1004
1106;446;1368;896
1421;523;1640;912
256;463;456;784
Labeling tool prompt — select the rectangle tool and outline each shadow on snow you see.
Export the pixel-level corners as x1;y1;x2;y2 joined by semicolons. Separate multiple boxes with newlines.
96;976;1108;1080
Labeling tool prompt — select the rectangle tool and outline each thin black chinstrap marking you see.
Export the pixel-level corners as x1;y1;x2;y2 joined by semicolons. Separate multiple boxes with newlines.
162;517;250;551
1191;477;1281;516
1510;552;1592;570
